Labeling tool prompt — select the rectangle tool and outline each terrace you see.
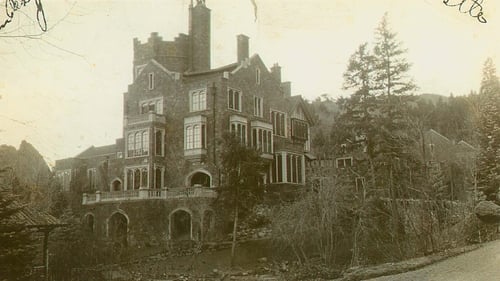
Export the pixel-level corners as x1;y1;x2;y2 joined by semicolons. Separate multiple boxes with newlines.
82;187;217;205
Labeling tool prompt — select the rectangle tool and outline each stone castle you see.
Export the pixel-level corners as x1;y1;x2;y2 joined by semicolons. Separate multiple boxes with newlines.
55;0;314;246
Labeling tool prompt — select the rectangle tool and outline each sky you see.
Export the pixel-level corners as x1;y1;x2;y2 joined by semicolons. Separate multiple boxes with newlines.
0;0;499;167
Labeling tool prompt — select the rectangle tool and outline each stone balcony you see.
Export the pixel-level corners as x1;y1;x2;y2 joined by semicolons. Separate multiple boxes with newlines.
124;112;166;126
82;187;217;205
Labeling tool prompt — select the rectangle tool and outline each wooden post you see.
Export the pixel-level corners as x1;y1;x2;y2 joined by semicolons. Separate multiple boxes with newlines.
42;229;51;281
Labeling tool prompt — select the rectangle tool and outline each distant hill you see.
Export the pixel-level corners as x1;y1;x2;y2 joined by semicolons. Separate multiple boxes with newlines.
418;93;449;105
0;141;51;187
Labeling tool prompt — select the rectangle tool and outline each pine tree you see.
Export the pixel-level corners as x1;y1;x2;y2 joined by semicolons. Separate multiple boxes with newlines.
338;14;420;197
373;13;416;99
372;13;419;198
477;58;500;201
0;188;36;281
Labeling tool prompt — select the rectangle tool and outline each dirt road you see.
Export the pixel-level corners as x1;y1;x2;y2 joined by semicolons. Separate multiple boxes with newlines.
367;240;500;281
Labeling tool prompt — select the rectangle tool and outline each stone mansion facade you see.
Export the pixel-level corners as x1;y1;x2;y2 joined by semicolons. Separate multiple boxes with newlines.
55;0;314;246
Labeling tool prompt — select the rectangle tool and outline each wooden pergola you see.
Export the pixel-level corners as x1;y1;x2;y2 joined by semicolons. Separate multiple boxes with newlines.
11;205;66;281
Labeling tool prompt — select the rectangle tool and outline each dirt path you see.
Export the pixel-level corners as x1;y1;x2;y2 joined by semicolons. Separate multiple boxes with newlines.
367;240;500;281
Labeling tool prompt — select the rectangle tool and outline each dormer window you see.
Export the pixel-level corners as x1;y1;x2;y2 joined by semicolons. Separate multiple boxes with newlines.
148;73;154;90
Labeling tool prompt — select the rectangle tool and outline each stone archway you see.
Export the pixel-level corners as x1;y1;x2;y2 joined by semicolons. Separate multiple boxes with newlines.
108;212;128;247
188;170;211;187
83;213;95;233
170;209;192;240
111;179;122;191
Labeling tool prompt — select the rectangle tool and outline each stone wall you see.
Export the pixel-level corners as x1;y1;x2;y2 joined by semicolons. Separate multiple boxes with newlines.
82;197;220;249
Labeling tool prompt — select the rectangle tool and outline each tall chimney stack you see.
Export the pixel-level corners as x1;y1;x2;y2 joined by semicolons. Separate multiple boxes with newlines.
237;34;249;63
271;63;281;83
189;1;211;71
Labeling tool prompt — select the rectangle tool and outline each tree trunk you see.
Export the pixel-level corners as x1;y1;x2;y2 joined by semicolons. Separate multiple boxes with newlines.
230;203;239;268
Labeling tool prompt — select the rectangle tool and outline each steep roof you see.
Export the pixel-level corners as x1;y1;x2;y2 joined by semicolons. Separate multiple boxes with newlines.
76;144;117;159
12;206;63;228
287;95;316;125
184;62;239;77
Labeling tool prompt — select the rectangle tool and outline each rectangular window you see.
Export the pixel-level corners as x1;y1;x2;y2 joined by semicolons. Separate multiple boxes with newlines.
254;96;263;117
154;129;165;156
277;154;283;182
190;89;207;112
256;68;261;85
251;127;273;154
336;157;353;168
87;168;96;190
148;73;154;90
271;111;286;136
185;124;206;150
291;119;308;140
228;88;242;111
230;122;247;144
154;167;164;189
57;170;72;191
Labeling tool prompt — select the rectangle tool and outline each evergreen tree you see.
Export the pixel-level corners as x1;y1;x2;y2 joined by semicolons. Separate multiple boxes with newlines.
214;133;266;267
373;13;416;99
0;187;36;281
372;13;419;198
337;14;420;198
477;58;500;201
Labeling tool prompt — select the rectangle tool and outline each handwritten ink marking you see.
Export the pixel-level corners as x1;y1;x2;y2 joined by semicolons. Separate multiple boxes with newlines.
1;0;47;31
443;0;487;23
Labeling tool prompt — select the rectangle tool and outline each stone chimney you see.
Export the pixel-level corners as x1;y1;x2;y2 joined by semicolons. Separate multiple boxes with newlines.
237;34;249;63
271;63;281;83
189;0;211;71
281;81;291;97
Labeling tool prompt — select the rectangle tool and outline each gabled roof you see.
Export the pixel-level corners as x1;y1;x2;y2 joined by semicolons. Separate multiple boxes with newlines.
184;62;239;77
135;59;181;81
457;140;477;151
287;95;316;125
230;54;266;75
426;129;451;144
76;144;117;159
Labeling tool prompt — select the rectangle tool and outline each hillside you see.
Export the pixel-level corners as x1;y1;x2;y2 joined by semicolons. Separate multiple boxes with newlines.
0;140;51;187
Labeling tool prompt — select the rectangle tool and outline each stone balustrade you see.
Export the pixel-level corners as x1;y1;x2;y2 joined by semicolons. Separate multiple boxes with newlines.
82;187;217;205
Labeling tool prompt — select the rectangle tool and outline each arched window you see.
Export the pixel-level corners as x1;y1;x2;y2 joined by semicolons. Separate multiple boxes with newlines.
127;133;134;156
127;170;133;189
142;131;149;155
